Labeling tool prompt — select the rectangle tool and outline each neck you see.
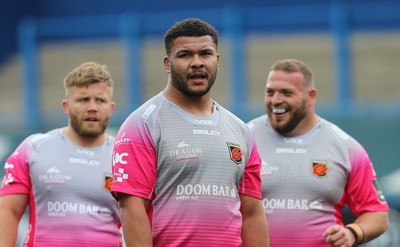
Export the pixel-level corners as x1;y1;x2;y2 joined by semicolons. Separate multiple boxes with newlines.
290;113;320;137
162;86;213;117
63;127;107;148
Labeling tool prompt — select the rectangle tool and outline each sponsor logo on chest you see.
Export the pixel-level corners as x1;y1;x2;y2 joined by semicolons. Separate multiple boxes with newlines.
262;198;323;213
39;166;71;184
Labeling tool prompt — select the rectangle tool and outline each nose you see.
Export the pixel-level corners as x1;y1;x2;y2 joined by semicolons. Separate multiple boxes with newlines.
87;99;99;112
269;92;283;105
191;54;204;68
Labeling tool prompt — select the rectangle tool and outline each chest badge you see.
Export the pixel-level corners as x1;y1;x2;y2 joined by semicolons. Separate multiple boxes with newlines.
227;142;243;165
311;160;329;178
103;173;113;192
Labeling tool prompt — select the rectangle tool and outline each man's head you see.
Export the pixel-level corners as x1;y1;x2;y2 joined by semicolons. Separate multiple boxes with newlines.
62;62;115;140
163;18;220;98
265;59;317;136
270;59;314;90
164;18;219;57
63;61;114;97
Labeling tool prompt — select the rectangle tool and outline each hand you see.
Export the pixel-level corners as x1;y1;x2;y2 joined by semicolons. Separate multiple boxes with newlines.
322;224;356;247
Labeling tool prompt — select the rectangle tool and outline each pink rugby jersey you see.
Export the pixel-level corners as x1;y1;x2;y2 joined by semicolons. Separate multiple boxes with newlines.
247;115;389;247
111;92;262;246
0;128;122;247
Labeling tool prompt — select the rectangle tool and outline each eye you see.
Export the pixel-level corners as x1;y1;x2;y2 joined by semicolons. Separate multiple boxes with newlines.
177;51;191;58
282;90;294;96
201;50;214;57
79;97;90;102
179;53;190;58
266;90;274;97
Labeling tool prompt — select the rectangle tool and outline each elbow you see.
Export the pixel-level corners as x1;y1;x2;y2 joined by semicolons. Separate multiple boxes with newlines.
382;214;390;232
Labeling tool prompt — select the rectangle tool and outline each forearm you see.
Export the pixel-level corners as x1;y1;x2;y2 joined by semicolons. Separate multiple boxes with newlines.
0;211;19;246
119;195;153;247
122;213;152;246
240;195;269;247
241;213;269;247
0;195;27;247
351;211;389;243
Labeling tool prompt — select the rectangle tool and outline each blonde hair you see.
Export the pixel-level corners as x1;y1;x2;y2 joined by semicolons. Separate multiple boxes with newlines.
63;61;114;96
271;59;314;89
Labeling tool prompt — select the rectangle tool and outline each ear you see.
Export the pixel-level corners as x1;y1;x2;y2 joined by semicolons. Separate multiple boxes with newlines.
163;56;170;73
308;89;317;106
109;101;116;117
216;53;220;71
61;99;69;114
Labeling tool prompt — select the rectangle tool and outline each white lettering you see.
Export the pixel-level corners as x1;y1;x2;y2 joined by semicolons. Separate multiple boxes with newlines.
276;148;308;154
69;157;101;166
194;119;213;125
4;162;14;170
113;152;129;165
47;201;111;217
176;184;236;199
262;198;310;212
77;149;95;156
193;129;221;136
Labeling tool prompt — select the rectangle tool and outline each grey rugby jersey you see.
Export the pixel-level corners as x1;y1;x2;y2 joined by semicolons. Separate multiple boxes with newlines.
247;115;388;247
112;92;262;246
0;128;122;246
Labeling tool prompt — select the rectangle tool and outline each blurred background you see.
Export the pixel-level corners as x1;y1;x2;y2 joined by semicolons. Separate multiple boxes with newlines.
0;0;399;246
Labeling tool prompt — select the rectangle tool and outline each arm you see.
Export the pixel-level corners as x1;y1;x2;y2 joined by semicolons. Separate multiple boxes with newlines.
240;194;269;247
0;194;28;247
353;211;389;242
119;193;153;247
323;211;389;247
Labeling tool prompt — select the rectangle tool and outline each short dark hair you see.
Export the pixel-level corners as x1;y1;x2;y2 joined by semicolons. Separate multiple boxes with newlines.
164;18;219;56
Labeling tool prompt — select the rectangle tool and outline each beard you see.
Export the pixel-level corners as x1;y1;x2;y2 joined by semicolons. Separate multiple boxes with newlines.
269;100;307;135
69;112;108;139
170;66;217;97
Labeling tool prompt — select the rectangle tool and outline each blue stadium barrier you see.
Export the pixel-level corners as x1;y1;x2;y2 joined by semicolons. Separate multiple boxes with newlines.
17;2;400;129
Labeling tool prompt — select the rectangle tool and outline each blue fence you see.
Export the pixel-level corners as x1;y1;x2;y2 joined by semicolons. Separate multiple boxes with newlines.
17;2;400;129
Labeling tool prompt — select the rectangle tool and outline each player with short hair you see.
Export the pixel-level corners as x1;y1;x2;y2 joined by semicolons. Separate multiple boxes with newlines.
111;18;269;246
0;61;122;247
247;58;389;247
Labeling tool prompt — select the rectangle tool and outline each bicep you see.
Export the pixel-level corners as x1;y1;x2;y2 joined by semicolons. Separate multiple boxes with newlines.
0;194;28;220
118;193;153;246
240;194;264;216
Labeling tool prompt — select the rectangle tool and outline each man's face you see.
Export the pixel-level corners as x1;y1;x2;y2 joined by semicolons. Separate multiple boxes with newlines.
265;70;309;136
63;81;115;138
164;35;220;97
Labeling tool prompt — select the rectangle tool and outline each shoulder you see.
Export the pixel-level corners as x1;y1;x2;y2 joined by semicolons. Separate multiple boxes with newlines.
215;103;257;142
246;115;266;130
320;118;362;149
121;93;166;126
24;128;62;146
11;128;63;157
215;102;245;125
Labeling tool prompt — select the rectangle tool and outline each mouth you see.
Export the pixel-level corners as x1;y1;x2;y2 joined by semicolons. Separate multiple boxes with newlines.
189;72;207;83
84;117;98;122
272;108;288;116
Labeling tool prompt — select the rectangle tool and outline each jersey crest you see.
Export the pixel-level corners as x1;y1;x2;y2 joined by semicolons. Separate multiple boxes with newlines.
311;160;329;178
104;173;113;191
227;142;243;165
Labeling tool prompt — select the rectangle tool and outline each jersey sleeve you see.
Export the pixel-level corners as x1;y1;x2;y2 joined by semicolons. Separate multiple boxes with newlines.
345;143;389;216
111;110;157;201
0;139;32;196
238;131;262;199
